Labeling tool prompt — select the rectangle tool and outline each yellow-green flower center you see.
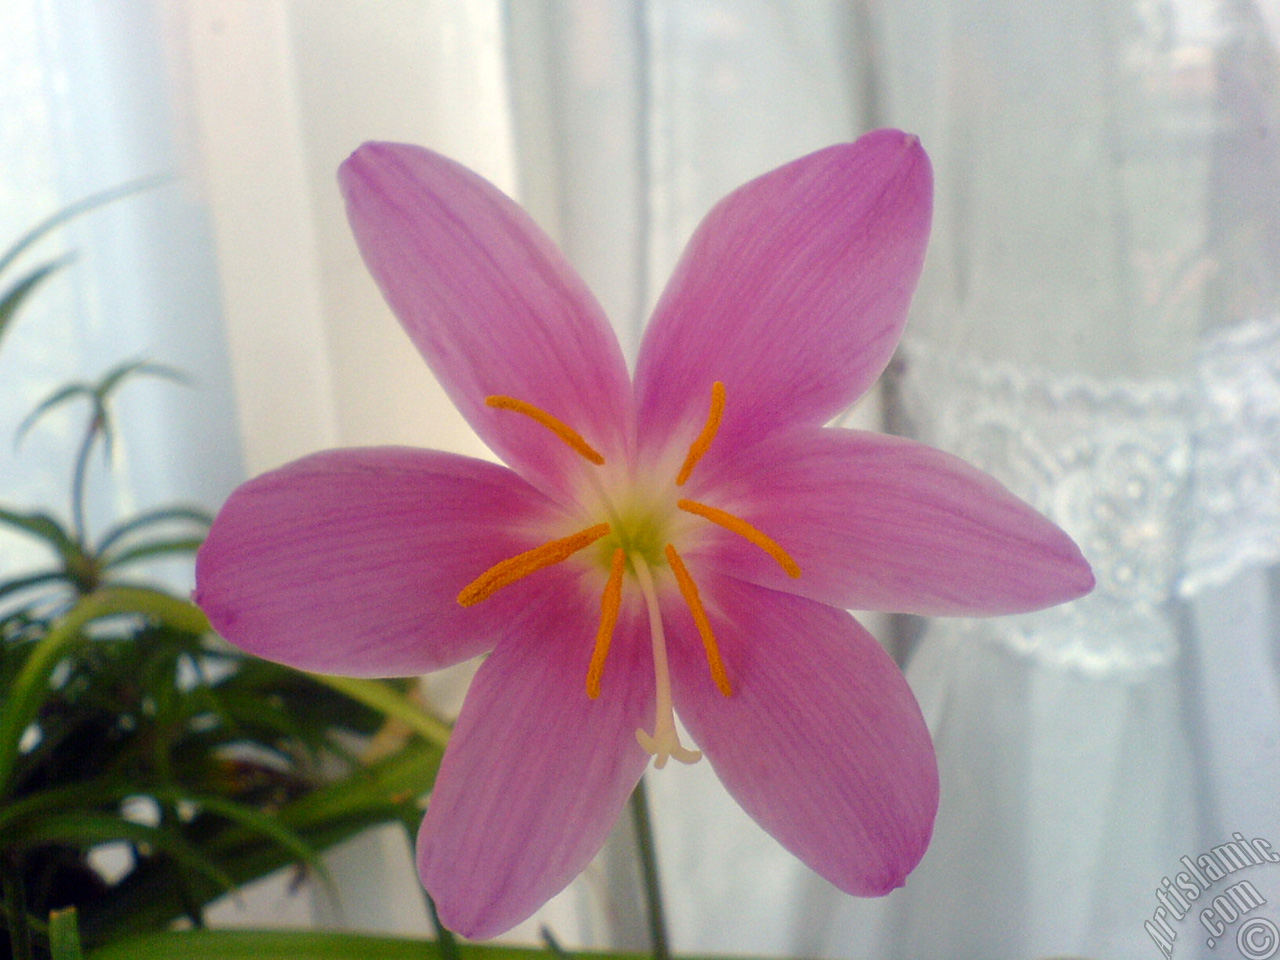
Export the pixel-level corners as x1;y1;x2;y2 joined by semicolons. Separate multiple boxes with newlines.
595;502;670;571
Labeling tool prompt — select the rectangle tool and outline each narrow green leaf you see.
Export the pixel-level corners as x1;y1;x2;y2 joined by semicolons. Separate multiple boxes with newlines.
0;257;71;349
0;781;323;891
0;778;140;836
0;570;73;604
48;907;84;960
86;929;664;960
0;587;208;799
150;788;332;890
96;506;212;554
0;507;79;557
15;383;97;447
16;362;189;455
0;176;167;279
81;741;442;942
1;853;34;960
102;536;205;569
11;814;236;892
307;674;452;750
96;359;189;399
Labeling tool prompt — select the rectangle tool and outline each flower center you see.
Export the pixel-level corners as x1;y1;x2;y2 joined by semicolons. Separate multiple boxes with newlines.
456;383;799;768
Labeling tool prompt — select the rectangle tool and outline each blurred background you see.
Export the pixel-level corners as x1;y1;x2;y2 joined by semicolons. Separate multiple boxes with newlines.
2;2;1278;958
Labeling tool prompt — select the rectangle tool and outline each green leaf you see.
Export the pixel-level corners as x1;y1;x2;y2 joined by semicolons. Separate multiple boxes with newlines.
85;929;664;960
102;537;205;570
0;781;323;891
11;813;236;892
0;587;209;799
48;907;84;960
96;506;212;554
0;778;140;837
96;359;189;397
0;176;167;279
0;570;74;604
81;739;443;942
150;788;332;891
15;382;98;447
307;674;452;750
0;256;72;350
16;360;189;454
0;507;80;559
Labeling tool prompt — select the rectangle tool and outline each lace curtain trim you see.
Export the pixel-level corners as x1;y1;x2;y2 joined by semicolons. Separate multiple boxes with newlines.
899;316;1280;676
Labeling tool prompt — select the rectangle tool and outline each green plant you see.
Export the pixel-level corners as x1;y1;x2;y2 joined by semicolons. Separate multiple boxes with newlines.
0;196;447;960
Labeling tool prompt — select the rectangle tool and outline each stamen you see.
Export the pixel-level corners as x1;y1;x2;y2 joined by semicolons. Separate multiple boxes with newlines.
677;499;801;578
664;545;731;697
631;553;702;768
487;395;605;465
586;548;626;699
675;381;725;486
458;523;610;607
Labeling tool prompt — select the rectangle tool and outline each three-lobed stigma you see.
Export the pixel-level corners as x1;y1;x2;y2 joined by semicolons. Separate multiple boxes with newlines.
457;383;800;768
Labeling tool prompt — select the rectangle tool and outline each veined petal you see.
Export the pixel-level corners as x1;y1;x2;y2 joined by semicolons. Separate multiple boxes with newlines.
690;427;1094;616
634;129;931;462
195;448;570;677
419;592;653;939
667;574;938;895
340;143;633;498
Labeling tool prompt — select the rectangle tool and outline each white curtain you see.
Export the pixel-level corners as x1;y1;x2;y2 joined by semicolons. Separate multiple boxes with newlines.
8;2;1280;957
0;0;241;577
816;3;1280;957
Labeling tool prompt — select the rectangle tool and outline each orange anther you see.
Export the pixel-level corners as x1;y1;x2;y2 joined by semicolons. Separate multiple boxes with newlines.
664;544;731;697
675;381;725;486
487;395;605;465
458;523;611;607
586;548;627;699
677;499;800;578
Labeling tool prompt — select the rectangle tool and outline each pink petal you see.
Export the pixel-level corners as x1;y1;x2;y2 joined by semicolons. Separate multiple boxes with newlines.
633;129;931;462
666;573;938;895
195;447;571;677
688;427;1094;616
340;143;633;498
418;591;653;939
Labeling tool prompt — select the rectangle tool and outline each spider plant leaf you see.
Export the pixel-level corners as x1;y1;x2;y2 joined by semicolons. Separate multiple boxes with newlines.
0;256;72;351
102;537;205;570
0;588;209;799
0;176;166;279
96;506;212;555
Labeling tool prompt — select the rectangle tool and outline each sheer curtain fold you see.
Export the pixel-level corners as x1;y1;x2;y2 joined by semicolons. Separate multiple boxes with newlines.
0;0;240;572
821;2;1280;957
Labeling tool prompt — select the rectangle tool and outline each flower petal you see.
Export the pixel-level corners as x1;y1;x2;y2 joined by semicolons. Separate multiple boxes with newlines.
418;591;653;940
340;143;633;498
667;574;938;895
689;427;1095;615
634;129;931;461
195;447;571;676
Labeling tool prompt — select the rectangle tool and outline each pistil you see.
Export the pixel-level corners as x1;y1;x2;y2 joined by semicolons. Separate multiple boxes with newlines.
631;552;702;768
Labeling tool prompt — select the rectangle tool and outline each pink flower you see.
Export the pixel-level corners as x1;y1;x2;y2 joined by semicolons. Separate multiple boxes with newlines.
195;129;1093;939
